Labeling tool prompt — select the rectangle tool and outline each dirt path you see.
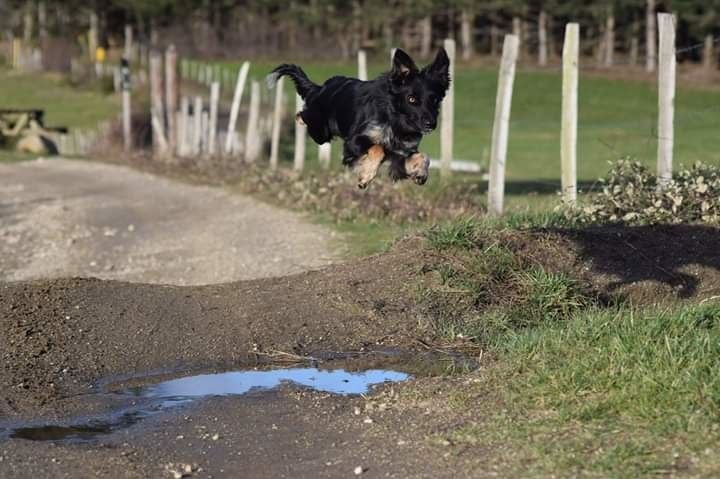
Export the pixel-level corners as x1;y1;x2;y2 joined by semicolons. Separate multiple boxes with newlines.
0;158;336;285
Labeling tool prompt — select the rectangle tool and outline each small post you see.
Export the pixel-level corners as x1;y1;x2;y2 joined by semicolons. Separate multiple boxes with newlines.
538;10;548;66
208;82;220;156
390;47;397;66
179;96;190;156
149;51;166;155
201;110;209;154
224;61;250;155
245;80;261;163
440;38;456;178
488;35;520;217
269;76;285;169
561;24;579;204
165;45;178;153
657;12;675;188
357;50;368;81
193;96;203;156
293;93;306;172
124;24;133;61
318;143;332;169
121;58;132;151
88;11;98;63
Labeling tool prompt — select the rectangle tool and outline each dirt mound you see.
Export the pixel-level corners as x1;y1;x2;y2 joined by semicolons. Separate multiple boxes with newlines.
2;225;719;421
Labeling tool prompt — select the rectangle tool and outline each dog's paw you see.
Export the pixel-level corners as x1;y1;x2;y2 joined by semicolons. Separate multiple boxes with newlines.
405;152;430;186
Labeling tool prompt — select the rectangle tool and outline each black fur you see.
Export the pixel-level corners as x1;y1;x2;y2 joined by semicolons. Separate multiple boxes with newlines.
268;48;450;181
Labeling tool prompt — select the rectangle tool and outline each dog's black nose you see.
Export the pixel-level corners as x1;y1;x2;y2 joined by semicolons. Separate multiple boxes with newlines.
423;119;435;129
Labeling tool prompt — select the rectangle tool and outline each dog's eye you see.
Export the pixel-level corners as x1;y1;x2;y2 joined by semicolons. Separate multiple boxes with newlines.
407;95;418;104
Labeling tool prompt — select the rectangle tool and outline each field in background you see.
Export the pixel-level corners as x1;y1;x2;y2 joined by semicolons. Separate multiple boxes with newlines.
223;59;720;184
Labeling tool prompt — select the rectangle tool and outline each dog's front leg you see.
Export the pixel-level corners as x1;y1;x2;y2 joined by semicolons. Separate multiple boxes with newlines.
404;152;431;185
355;144;386;189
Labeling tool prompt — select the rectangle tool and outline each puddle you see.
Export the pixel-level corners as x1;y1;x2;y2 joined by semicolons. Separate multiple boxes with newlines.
0;367;409;442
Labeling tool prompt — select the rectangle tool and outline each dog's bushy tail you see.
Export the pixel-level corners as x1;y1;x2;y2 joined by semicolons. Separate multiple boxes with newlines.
266;64;318;99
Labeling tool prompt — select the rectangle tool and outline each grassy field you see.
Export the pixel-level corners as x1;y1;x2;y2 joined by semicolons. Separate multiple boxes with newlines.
0;69;118;130
216;58;720;185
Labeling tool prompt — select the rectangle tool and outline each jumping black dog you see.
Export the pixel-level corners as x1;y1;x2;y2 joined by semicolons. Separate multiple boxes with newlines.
267;48;450;188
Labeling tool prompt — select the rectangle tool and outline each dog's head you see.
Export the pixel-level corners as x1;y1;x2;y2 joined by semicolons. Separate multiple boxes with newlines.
388;48;450;134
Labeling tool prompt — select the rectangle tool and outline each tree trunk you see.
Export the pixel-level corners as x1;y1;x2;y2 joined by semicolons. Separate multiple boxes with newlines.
604;8;615;67
646;0;656;73
89;11;98;61
490;23;499;57
630;20;639;66
460;10;473;61
23;2;33;43
703;34;716;72
594;23;605;68
419;16;432;59
538;10;547;66
38;1;47;41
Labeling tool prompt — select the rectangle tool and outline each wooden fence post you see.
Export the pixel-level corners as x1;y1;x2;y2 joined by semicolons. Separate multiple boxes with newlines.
318;143;332;169
561;23;579;204
124;24;133;61
179;96;190;156
149;51;166;155
358;50;368;81
165;45;178;153
224;61;250;155
269;77;285;170
293;93;306;172
440;38;456;178
657;12;675;187
193;96;203;156
245;80;261;163
538;10;548;66
121;58;132;151
488;35;520;217
208;82;220;156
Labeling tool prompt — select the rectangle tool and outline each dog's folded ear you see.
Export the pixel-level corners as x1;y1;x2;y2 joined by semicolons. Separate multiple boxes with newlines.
390;49;419;84
422;48;451;92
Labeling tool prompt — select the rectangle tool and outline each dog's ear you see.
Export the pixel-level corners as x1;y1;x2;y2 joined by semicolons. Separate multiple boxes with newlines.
423;48;451;92
390;49;419;84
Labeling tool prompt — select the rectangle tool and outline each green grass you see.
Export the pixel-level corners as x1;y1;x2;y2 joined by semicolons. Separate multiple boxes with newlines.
0;69;118;129
416;217;720;475
462;304;720;477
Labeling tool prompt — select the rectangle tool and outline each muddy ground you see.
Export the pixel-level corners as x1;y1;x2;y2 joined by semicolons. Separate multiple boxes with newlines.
2;160;720;478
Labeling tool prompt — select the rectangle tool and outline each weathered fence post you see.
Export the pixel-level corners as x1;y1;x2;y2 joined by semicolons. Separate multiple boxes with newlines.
440;38;456;178
358;50;368;81
269;77;285;169
121;58;132;151
193;96;203;156
538;10;548;66
657;12;675;188
224;61;250;155
208;82;220;156
488;35;520;217
245;80;261;163
124;24;133;61
561;23;579;204
293;93;306;172
318;143;332;169
165;45;178;154
149;51;166;155
179;96;190;156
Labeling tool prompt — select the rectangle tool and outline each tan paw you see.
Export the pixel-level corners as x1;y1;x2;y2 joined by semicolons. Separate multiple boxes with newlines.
405;152;430;185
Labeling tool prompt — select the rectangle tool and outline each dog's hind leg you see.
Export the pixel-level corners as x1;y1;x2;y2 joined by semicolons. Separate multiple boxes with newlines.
355;145;385;189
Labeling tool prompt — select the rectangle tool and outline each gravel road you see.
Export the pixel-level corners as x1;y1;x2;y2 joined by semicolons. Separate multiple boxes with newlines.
0;158;337;284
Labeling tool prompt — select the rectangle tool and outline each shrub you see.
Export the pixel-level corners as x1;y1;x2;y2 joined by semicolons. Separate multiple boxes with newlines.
564;158;720;225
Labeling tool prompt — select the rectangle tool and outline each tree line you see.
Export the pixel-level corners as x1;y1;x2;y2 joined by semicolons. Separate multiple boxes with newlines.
1;1;719;69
